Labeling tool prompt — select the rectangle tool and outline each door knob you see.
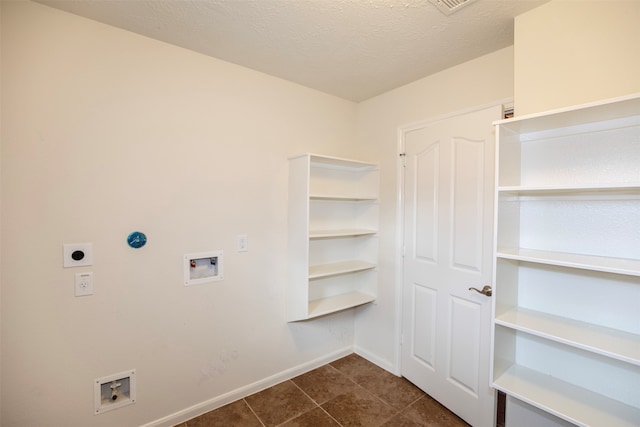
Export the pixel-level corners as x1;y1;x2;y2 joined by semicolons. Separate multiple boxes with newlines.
469;285;492;297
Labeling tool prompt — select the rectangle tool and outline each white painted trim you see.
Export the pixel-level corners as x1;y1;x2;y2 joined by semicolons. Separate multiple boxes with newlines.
140;346;353;427
393;124;407;378
354;345;396;374
494;92;640;125
394;98;513;378
401;97;514;132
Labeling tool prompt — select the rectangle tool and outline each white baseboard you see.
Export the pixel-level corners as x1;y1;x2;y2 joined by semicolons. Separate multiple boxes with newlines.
353;345;398;375
140;346;353;427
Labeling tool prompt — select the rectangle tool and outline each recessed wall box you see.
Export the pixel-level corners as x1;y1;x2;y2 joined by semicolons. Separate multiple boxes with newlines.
63;243;93;268
94;369;136;415
184;251;223;286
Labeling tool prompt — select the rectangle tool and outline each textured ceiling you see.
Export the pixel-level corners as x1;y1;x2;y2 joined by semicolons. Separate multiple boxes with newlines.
37;0;548;102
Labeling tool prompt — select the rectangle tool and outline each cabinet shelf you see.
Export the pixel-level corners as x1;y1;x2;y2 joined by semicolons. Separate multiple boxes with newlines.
495;307;640;366
492;94;640;425
493;364;640;427
496;248;640;277
310;194;378;201
309;229;377;239
309;260;376;279
498;184;640;197
307;291;376;319
493;93;640;136
308;154;377;171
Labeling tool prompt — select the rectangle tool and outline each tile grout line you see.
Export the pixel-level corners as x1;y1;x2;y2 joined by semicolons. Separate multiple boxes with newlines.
325;362;390;425
327;361;433;426
288;378;345;427
405;393;427;409
272;381;319;427
326;360;404;427
181;355;460;427
319;406;345;427
242;397;267;427
337;371;404;424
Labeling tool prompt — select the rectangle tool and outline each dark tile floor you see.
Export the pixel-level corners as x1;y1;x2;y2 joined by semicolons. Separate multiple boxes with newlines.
176;353;470;427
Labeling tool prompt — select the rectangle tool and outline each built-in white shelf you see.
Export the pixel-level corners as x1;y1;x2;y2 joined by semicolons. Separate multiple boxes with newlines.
307;291;376;319
310;194;378;201
492;94;640;426
495;248;640;277
309;155;377;170
309;229;377;239
497;184;640;197
288;153;379;321
309;260;376;280
492;93;640;136
495;307;640;366
493;364;640;427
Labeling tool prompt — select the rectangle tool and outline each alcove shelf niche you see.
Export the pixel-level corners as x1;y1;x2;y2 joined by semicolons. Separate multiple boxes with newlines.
287;154;379;322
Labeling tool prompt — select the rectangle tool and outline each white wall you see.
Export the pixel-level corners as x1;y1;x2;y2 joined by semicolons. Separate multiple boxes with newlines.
4;0;638;426
353;47;515;369
352;0;640;376
0;2;359;426
514;0;640;115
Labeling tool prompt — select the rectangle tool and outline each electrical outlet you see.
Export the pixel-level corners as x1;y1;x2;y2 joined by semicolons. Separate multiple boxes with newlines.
75;272;93;296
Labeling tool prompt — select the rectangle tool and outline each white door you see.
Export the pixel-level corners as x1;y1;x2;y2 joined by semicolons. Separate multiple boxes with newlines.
401;105;501;427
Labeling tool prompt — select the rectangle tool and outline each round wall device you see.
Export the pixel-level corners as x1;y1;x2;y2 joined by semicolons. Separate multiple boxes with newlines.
127;231;147;249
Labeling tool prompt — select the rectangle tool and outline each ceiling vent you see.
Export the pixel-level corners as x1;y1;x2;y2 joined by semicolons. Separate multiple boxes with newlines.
429;0;479;15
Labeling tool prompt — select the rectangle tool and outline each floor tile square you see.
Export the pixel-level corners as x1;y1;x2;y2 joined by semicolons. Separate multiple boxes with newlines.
185;399;262;427
279;406;341;427
329;353;386;384
321;386;396;427
244;380;316;427
292;364;359;405
380;413;426;427
360;369;424;410
403;395;470;426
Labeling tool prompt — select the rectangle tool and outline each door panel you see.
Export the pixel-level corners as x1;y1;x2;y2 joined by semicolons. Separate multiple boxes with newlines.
448;296;481;395
452;137;484;272
415;143;439;262
412;284;437;368
401;105;502;427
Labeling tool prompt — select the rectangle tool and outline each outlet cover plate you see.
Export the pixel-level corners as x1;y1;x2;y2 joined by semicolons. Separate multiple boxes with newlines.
75;272;93;297
63;243;93;268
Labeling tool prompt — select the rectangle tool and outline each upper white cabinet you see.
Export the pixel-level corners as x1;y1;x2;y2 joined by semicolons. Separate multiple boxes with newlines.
491;94;640;427
287;154;379;322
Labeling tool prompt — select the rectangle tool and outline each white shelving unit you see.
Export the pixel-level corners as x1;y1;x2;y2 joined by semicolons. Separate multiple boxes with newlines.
287;153;379;322
491;94;640;427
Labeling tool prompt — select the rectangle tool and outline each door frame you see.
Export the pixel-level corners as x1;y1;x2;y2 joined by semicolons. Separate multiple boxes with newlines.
393;98;513;376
